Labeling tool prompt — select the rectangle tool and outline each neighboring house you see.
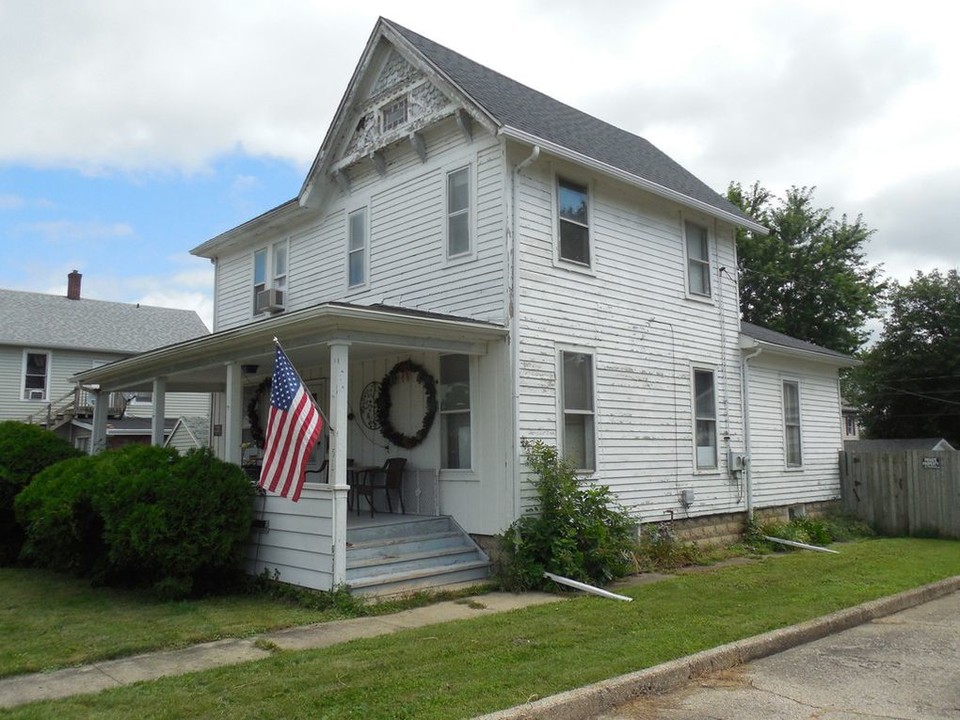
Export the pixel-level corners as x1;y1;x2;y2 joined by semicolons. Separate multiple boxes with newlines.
0;272;210;450
841;403;861;440
74;19;856;592
845;438;956;452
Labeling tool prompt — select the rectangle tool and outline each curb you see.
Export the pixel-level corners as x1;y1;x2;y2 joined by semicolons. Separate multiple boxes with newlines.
473;575;960;720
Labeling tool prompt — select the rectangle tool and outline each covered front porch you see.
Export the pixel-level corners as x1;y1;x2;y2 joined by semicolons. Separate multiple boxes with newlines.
72;302;511;593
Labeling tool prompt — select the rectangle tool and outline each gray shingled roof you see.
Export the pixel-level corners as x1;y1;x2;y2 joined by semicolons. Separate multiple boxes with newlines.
0;289;209;354
740;321;854;363
386;19;755;226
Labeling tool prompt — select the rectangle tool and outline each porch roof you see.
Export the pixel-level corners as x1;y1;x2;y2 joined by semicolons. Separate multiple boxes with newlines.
71;302;507;393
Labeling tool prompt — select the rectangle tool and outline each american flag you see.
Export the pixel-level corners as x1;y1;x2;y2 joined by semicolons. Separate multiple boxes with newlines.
258;344;324;502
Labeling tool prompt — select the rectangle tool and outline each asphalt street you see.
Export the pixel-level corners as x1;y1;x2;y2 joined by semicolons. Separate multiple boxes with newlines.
595;590;960;720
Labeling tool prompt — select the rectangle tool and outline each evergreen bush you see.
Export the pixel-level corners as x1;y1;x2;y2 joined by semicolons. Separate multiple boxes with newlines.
0;421;83;564
15;444;254;598
15;454;106;576
498;440;637;591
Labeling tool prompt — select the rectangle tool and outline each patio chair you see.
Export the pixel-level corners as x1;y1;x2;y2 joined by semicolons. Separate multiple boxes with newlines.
355;457;407;517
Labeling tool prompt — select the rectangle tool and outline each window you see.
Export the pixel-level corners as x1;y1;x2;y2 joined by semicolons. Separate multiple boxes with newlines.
440;355;471;469
558;178;590;266
446;167;470;258
253;241;288;314
685;220;711;297
561;351;595;470
843;414;857;437
22;351;49;401
348;208;367;287
783;381;802;466
381;97;407;131
693;369;717;469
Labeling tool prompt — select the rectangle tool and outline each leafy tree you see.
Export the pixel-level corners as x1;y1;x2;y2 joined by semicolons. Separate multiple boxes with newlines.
727;182;886;354
854;269;960;445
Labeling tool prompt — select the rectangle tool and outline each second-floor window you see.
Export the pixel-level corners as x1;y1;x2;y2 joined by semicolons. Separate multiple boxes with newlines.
446;167;471;258
348;208;367;288
685;220;711;297
440;354;471;469
783;380;803;467
693;368;717;469
558;178;590;266
561;350;595;471
22;351;49;401
253;241;288;314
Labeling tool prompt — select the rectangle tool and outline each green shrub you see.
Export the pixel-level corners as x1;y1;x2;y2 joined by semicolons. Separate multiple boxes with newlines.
0;422;83;565
497;440;637;591
15;445;254;598
15;454;107;576
635;522;703;571
744;511;875;553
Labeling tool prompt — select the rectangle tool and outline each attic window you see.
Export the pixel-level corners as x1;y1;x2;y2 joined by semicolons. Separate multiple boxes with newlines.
381;97;407;131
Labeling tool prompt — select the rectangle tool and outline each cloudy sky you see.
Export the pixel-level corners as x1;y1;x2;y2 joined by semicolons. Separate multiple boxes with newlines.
1;0;957;330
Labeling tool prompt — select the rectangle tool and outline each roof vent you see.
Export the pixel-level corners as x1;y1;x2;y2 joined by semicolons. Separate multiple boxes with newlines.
67;270;82;300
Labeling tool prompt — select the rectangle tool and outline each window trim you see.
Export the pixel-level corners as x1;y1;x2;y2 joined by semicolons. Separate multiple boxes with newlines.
439;353;474;472
692;366;719;472
682;217;714;301
555;175;594;271
558;347;597;473
22;349;50;402
252;240;290;316
346;205;369;290
444;164;474;262
783;379;803;468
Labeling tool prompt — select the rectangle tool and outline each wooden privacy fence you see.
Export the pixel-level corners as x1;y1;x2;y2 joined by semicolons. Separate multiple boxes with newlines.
839;450;960;539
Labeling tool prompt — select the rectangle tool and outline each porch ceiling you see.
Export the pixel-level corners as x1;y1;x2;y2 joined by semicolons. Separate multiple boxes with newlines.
72;302;507;393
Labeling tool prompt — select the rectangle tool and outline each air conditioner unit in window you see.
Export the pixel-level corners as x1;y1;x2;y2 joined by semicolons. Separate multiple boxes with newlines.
255;288;285;314
28;390;44;400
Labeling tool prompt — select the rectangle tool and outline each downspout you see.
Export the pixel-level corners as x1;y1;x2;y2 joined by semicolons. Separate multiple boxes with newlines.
741;344;762;519
508;144;540;520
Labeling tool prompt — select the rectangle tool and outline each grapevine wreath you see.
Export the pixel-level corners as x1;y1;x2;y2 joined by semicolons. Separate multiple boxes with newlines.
376;359;437;449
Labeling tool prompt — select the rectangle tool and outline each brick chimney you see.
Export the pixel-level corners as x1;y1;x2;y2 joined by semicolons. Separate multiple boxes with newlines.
67;270;82;300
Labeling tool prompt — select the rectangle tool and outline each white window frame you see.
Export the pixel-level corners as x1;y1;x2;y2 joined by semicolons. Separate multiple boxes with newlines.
347;206;368;290
783;379;803;468
555;175;593;270
439;354;473;471
559;348;597;472
692;366;718;471
444;165;473;261
683;218;713;299
22;350;50;401
252;240;289;315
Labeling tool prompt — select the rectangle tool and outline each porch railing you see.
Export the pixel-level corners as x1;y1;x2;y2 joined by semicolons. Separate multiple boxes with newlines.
24;387;126;428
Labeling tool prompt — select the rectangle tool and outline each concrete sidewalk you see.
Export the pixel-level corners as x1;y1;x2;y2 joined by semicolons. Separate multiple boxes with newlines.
0;591;562;709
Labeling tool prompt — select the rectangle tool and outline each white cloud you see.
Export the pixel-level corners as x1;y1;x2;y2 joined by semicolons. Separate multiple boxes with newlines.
138;290;213;331
17;220;135;243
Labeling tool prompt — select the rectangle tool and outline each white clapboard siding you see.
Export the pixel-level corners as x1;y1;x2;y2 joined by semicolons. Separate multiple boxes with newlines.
124;392;211;420
514;160;747;523
246;487;340;592
746;354;844;508
211;117;507;332
0;347;125;421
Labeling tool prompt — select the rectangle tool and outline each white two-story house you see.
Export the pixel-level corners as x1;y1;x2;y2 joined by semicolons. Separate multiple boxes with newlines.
74;19;855;594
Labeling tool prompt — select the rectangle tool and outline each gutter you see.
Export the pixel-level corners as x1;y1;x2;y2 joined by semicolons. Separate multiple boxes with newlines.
741;343;762;519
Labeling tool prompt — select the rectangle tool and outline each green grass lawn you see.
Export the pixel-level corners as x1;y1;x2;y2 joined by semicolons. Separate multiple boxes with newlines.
3;538;959;720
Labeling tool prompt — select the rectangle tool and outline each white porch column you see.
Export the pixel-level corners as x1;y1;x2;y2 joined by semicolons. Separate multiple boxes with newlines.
91;388;108;455
151;377;167;447
328;342;350;587
224;362;243;465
